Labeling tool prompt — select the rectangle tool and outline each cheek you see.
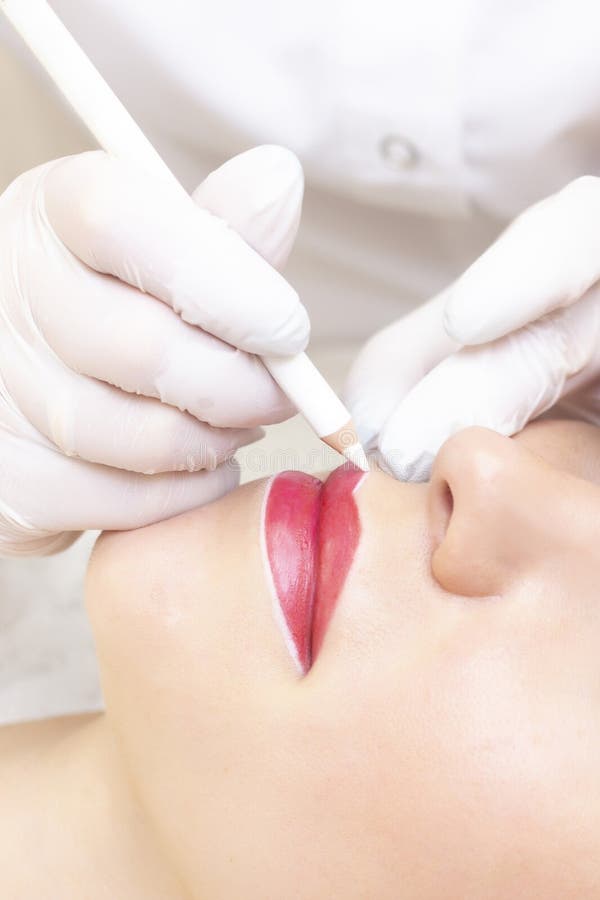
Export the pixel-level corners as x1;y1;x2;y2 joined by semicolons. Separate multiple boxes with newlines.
515;419;600;485
416;617;594;823
87;497;295;709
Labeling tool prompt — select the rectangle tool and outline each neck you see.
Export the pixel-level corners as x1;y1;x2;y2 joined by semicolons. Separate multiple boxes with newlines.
0;714;187;899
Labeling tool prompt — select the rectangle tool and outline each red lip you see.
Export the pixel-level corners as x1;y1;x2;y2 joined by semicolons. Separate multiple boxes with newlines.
262;465;365;672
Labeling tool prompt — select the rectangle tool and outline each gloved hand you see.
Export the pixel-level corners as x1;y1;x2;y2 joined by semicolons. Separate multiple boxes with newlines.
345;176;600;480
0;145;308;555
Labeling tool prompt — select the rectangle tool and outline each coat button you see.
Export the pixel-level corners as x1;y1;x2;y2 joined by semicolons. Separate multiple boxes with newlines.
379;134;419;170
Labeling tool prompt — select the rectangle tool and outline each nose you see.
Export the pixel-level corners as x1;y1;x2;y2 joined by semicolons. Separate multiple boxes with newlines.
427;427;560;596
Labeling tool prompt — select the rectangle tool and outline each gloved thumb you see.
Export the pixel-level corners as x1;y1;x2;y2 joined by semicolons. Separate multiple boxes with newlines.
344;287;459;449
378;285;600;481
444;177;600;345
192;144;304;271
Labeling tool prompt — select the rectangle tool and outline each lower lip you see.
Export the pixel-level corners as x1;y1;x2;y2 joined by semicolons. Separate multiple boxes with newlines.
262;466;365;672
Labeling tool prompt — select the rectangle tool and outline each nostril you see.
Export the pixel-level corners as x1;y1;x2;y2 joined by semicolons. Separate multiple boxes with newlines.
429;477;454;549
428;429;535;597
441;481;454;521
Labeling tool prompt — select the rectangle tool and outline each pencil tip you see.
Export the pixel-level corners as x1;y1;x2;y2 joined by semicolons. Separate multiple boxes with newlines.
342;442;370;472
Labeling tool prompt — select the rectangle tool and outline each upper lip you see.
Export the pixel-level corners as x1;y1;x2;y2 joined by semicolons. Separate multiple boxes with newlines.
263;465;364;672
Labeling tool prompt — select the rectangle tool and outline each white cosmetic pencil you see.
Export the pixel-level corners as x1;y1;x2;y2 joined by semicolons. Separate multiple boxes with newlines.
1;0;370;472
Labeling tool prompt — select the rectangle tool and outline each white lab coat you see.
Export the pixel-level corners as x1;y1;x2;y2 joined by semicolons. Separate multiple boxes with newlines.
1;0;599;720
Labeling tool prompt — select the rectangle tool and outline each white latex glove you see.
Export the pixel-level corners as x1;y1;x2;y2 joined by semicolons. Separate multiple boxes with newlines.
345;176;600;480
0;145;308;555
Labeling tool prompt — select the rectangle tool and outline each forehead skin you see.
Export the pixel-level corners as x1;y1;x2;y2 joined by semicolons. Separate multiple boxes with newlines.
86;421;600;899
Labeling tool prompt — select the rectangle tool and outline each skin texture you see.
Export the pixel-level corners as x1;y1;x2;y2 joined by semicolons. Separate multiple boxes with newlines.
2;420;600;898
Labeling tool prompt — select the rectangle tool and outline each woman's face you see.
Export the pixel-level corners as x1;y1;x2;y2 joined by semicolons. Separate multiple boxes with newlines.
87;421;600;899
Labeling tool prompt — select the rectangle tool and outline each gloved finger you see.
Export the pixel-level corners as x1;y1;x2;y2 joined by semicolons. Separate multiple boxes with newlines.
0;526;83;559
30;221;294;428
445;176;600;345
42;150;309;355
2;334;259;473
378;285;600;482
0;430;240;536
344;287;460;449
28;145;307;426
192;144;304;271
